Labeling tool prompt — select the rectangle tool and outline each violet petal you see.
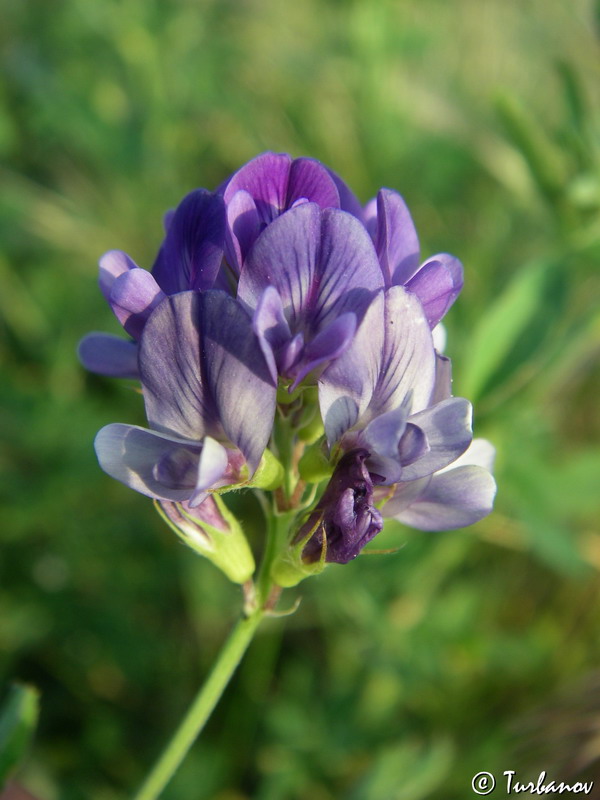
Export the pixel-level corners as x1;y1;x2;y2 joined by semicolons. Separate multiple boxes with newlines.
374;189;421;286
405;254;464;328
109;268;166;339
151;189;226;294
99;250;138;301
78;333;139;379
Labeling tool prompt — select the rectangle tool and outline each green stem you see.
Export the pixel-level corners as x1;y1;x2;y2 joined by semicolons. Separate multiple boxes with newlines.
132;608;264;800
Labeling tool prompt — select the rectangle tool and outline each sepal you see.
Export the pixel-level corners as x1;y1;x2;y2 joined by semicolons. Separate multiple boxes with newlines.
246;448;284;490
270;513;328;588
155;496;255;584
298;439;332;483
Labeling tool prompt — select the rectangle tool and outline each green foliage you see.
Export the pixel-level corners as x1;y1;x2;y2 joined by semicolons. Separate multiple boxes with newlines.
1;0;599;797
0;684;39;786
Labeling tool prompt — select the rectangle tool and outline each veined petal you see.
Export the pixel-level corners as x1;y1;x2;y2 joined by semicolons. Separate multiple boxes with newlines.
373;189;420;286
151;189;226;294
94;423;203;501
319;287;435;447
99;250;138;300
77;333;139;379
238;201;321;321
109;268;165;339
140;291;276;471
405;254;464;328
401;397;472;480
252;286;292;382
287;157;339;210
310;208;383;329
387;465;497;531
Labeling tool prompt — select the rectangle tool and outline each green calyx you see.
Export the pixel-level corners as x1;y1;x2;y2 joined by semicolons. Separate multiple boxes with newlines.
155;497;255;585
270;514;328;588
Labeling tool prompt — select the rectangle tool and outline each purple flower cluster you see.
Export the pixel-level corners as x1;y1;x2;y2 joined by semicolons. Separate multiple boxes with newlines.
80;152;495;568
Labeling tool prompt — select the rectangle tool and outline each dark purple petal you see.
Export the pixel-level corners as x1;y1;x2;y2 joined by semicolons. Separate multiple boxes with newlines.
94;423;203;501
319;287;436;447
140;291;276;471
109;268;165;339
401;397;472;481
299;449;384;564
151;189;226;294
225;189;260;274
77;333;139;379
405;254;464;328
385;465;497;530
287;157;339;210
99;250;138;300
327;167;364;219
223;152;293;225
373;189;420;286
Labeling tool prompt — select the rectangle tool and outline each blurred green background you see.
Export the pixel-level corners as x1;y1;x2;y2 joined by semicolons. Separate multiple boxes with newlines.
1;0;600;798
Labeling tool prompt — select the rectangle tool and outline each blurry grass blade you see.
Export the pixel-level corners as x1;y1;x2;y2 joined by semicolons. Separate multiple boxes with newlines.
0;684;39;786
0;256;51;346
462;258;563;402
496;91;569;206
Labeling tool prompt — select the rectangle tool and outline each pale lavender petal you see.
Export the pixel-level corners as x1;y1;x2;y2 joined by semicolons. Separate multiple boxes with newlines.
362;406;408;483
430;353;452;405
319;287;435;447
78;333;139;378
109;268;165;339
189;436;229;506
432;323;447;353
140;291;275;471
280;333;304;374
401;398;472;481
290;312;357;390
406;254;464;328
252;286;291;382
225;189;260;274
98;250;138;300
374;189;420;286
397;423;429;467
151;189;226;294
440;438;496;472
224;152;292;225
94;423;202;501
287;157;339;209
388;465;497;531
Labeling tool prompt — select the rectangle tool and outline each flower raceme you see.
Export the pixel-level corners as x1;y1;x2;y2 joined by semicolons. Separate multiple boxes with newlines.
81;151;496;583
